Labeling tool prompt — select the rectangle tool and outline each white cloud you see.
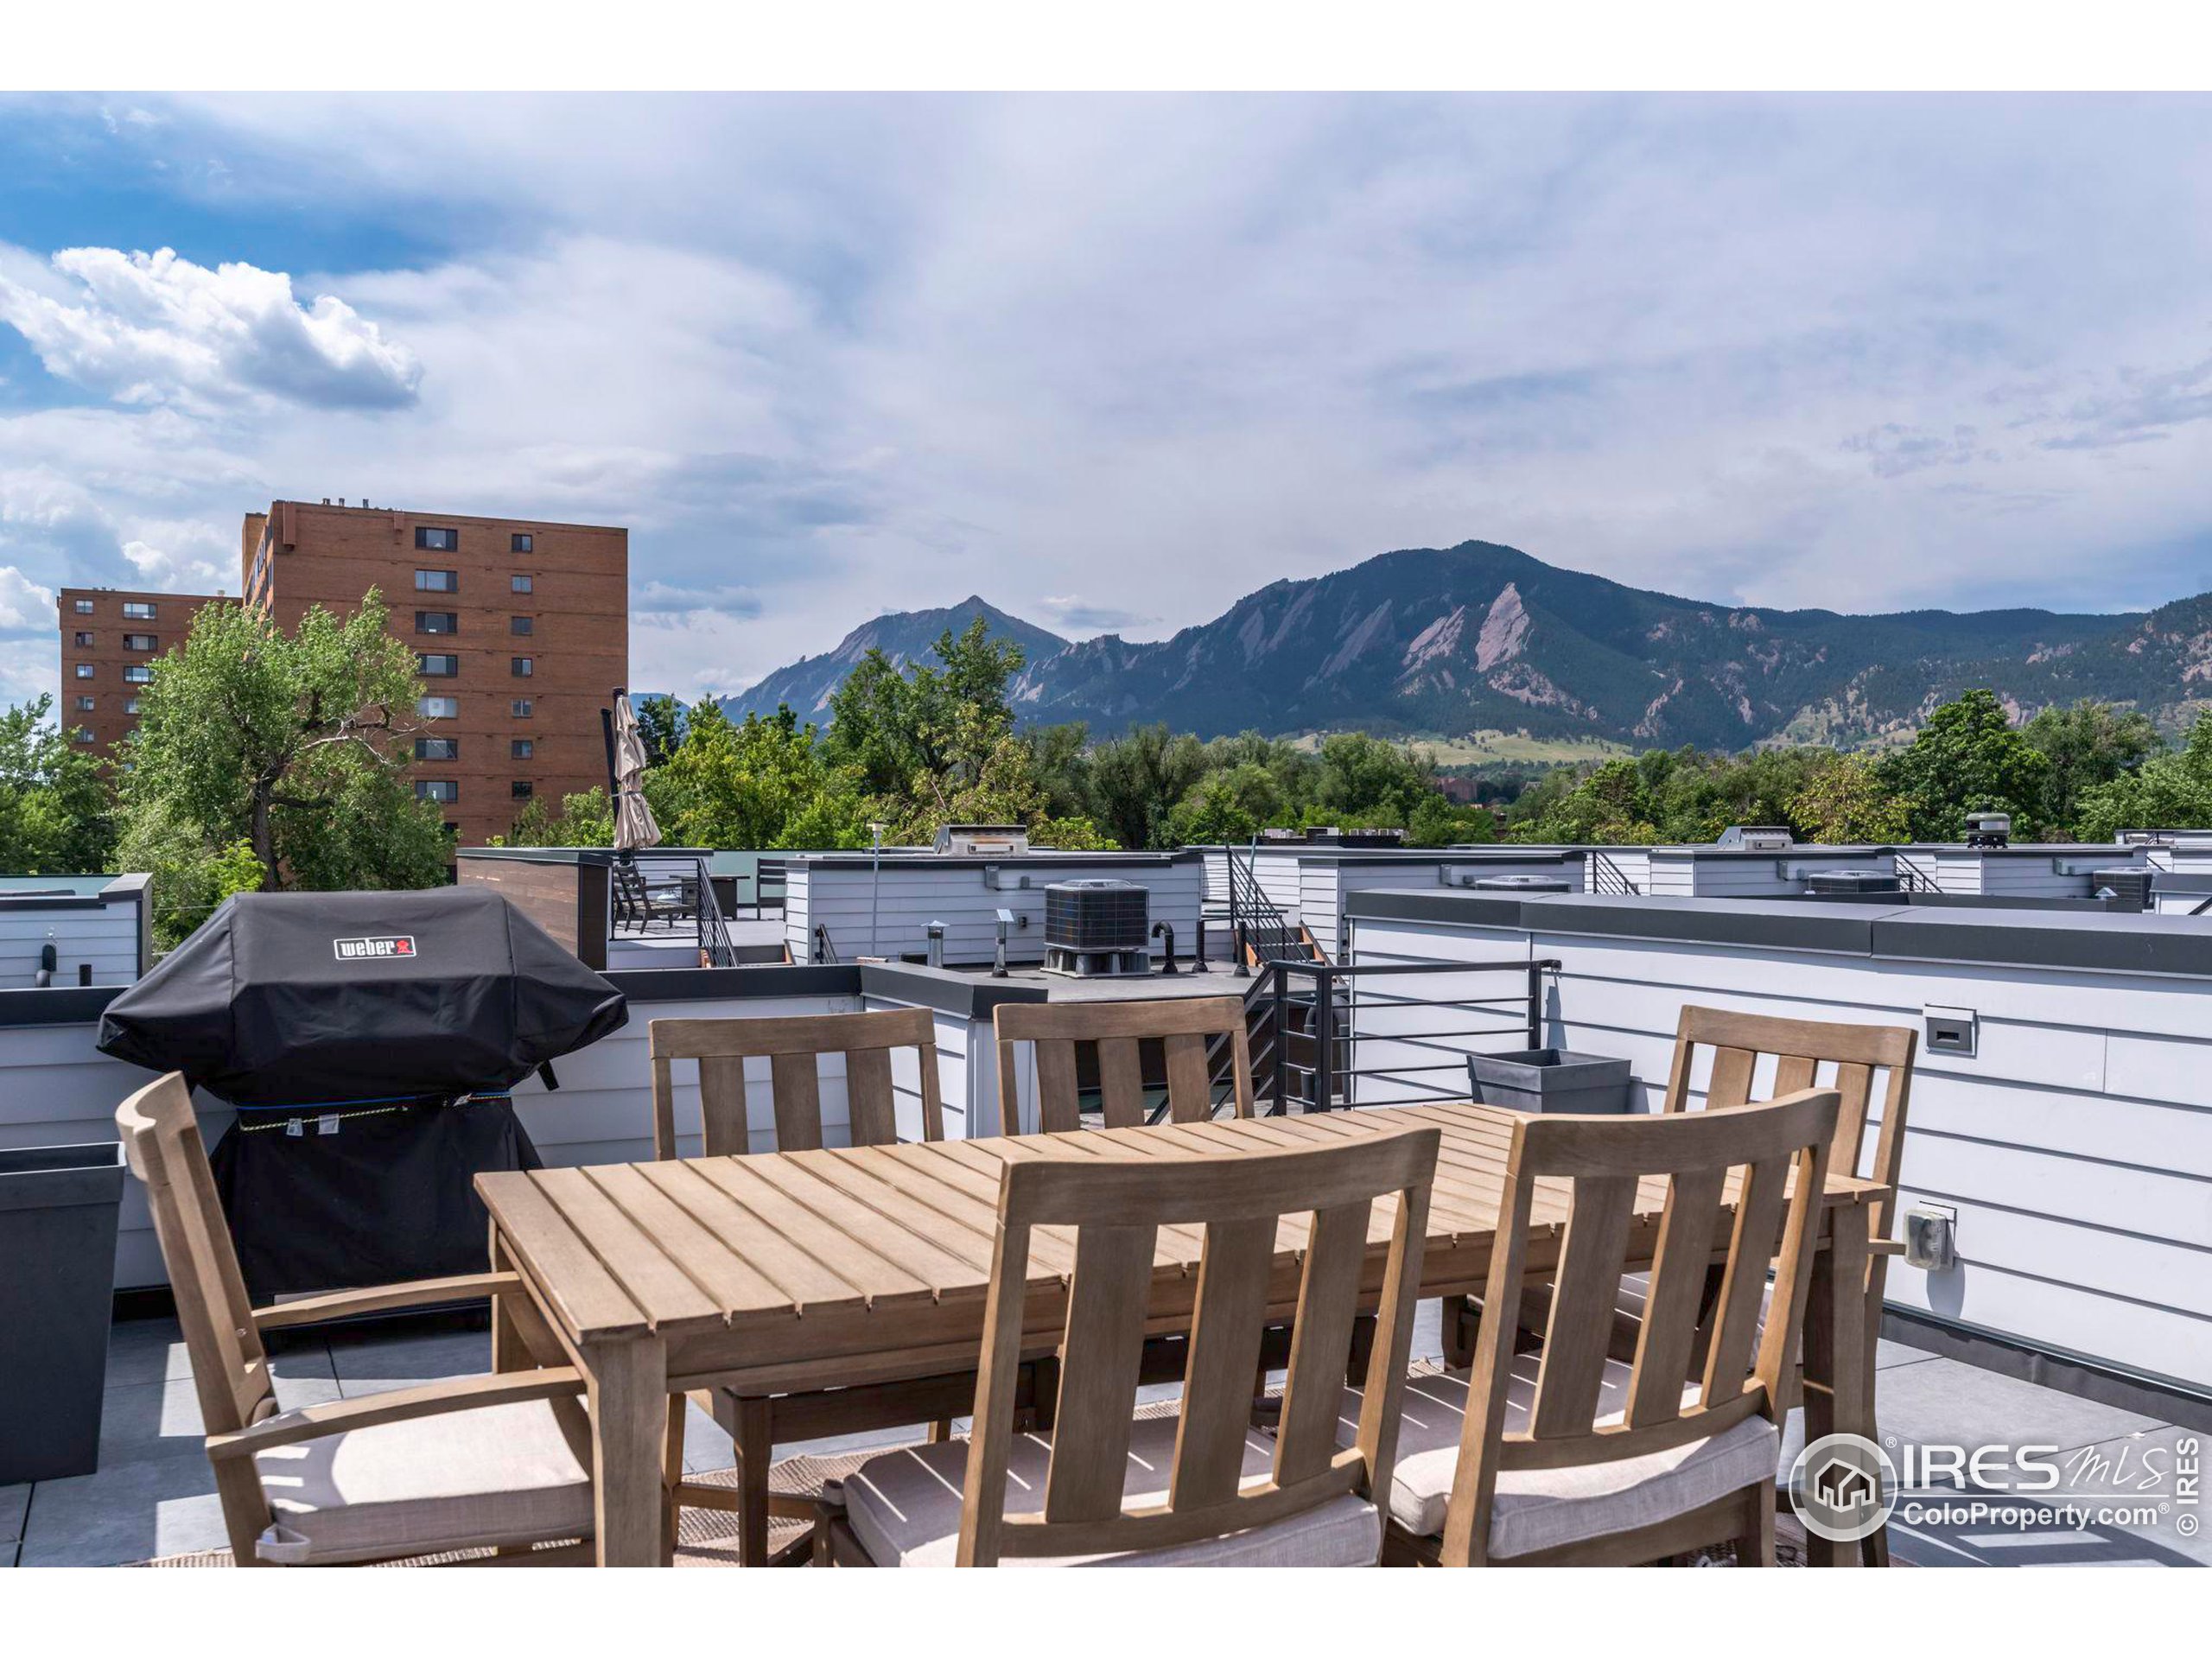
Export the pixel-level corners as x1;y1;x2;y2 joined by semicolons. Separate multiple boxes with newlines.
5;92;2212;708
0;245;422;411
0;566;54;634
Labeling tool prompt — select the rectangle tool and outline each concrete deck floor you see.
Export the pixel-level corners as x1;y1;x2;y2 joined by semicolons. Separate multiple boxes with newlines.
5;1302;2203;1567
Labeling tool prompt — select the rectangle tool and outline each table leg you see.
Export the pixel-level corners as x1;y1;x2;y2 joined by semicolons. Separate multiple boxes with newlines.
587;1335;670;1567
1801;1215;1872;1567
490;1226;528;1375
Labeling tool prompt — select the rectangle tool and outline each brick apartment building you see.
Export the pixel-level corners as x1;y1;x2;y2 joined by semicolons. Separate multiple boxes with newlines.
56;588;227;757
60;499;629;847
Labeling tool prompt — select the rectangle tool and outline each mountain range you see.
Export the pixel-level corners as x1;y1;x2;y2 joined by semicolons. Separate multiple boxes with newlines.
721;540;2212;752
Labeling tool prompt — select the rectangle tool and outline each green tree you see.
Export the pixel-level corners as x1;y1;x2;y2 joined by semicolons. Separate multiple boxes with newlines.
649;702;867;850
116;594;447;939
1876;689;2051;841
1166;762;1285;845
500;785;616;848
2075;712;2212;842
1085;724;1210;849
2021;700;2161;839
1406;793;1497;847
1311;733;1435;825
1787;753;1911;844
0;695;115;872
633;694;684;766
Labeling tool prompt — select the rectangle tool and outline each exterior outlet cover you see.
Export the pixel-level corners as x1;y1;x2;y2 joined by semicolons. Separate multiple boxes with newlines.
1904;1205;1958;1272
1923;1004;1978;1057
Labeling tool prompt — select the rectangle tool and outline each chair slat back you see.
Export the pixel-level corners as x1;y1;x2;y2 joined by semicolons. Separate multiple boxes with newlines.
648;1007;944;1158
992;997;1254;1135
1443;1091;1839;1565
114;1074;275;1438
1662;1005;1916;1235
958;1128;1439;1566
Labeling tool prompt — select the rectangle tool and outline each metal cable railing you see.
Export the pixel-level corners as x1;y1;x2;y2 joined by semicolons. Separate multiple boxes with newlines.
1223;842;1319;969
1586;850;1643;895
1265;957;1560;1115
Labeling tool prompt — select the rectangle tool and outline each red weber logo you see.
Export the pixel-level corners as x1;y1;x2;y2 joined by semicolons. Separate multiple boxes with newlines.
333;935;417;961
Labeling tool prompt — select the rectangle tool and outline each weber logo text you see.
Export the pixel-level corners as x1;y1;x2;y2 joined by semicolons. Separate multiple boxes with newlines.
333;935;417;962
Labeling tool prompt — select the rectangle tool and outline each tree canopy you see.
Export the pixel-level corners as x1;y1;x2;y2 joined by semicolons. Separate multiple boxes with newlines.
115;594;450;944
0;696;114;874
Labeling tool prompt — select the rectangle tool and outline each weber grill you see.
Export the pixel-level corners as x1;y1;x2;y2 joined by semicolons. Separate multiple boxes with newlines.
1043;879;1151;978
98;887;627;1298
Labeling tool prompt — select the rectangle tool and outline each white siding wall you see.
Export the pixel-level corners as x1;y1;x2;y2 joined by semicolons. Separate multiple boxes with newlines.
1297;859;1585;960
785;861;1204;968
1249;849;1305;921
1346;912;2212;1389
0;898;142;988
1646;850;1899;898
1934;849;2147;899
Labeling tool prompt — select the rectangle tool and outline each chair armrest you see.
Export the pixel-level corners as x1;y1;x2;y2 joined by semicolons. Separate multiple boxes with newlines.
207;1366;584;1461
254;1271;528;1332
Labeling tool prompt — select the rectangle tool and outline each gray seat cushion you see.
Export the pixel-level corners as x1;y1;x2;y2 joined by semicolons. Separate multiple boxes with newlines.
842;1413;1382;1567
254;1398;594;1565
1342;1357;1779;1560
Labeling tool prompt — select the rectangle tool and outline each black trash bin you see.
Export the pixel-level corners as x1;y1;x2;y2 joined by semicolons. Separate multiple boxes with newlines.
0;1142;126;1484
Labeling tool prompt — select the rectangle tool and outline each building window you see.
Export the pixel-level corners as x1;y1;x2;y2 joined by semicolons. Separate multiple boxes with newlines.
416;611;460;634
73;598;94;614
73;664;96;679
511;657;534;677
123;633;158;652
123;601;156;620
511;780;534;800
416;737;461;761
74;729;94;744
74;696;95;712
415;526;459;552
124;697;141;715
417;653;460;677
124;665;153;683
510;615;533;636
73;631;92;648
414;569;458;593
511;698;534;718
511;533;533;553
511;738;534;760
416;779;460;803
511;573;533;593
417;695;460;719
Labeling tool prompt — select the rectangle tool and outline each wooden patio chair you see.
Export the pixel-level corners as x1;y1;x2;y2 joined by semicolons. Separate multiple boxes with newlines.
115;1072;595;1567
1452;1010;1916;1351
990;995;1255;1134
1382;1089;1840;1566
650;1006;1045;1566
813;1124;1440;1566
1445;1005;1915;1563
992;996;1269;1392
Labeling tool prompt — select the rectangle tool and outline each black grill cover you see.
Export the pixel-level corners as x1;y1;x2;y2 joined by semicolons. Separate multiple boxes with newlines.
97;887;626;1107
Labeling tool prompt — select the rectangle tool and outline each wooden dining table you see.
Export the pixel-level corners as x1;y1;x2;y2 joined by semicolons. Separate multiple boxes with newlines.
475;1102;1888;1567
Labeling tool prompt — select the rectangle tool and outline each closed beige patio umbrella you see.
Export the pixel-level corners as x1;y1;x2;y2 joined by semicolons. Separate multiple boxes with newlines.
610;691;662;852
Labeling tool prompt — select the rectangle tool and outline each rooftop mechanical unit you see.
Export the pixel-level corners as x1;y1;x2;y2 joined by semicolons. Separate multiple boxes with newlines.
1716;825;1795;852
1473;874;1573;894
1043;879;1151;978
1805;869;1904;895
1964;811;2012;849
2091;868;2153;911
933;823;1030;855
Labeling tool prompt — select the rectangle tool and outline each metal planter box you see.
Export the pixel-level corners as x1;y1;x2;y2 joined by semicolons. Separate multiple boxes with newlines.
1467;1049;1633;1116
0;1142;126;1484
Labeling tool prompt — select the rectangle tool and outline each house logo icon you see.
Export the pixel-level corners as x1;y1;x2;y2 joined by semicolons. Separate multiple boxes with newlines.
1789;1433;1897;1544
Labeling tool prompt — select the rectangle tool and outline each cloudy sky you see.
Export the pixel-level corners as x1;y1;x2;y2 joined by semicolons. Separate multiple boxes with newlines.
2;92;2209;709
